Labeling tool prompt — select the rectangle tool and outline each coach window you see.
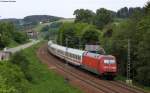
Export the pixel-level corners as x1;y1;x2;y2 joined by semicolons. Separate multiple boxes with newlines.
70;53;72;57
68;53;70;57
73;54;74;58
74;55;76;59
75;55;77;59
76;56;78;60
71;54;73;58
72;54;74;58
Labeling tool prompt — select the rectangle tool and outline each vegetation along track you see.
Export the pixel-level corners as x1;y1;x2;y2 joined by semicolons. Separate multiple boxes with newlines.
37;44;147;93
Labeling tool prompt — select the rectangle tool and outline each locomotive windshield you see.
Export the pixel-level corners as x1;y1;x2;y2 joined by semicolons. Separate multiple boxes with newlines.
88;49;105;54
104;60;116;64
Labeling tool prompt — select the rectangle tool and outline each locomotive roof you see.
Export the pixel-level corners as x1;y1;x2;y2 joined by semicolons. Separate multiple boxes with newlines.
50;43;85;56
84;52;100;58
84;52;115;59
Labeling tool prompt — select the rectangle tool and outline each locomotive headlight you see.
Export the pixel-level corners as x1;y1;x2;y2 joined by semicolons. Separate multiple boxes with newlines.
110;60;116;64
104;60;109;64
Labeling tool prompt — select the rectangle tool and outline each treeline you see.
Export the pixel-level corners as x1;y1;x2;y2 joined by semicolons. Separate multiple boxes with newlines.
116;7;143;18
74;7;143;29
0;22;28;49
50;2;150;86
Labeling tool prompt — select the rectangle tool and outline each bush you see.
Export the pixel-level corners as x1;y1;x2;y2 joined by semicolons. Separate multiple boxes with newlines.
13;31;28;44
10;51;32;81
0;62;29;93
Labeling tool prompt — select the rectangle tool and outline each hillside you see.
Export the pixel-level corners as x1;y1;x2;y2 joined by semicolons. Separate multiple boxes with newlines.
23;15;63;24
0;15;63;26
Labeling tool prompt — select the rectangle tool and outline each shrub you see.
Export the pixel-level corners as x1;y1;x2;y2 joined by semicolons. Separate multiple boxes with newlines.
10;51;32;81
0;62;29;93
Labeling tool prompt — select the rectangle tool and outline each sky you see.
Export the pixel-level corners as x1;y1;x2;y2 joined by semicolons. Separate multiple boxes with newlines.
0;0;149;19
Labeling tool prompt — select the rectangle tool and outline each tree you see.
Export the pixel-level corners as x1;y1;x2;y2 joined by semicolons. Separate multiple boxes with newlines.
13;31;28;44
74;9;95;24
0;22;13;49
94;8;113;29
117;7;129;18
81;28;100;45
144;1;150;14
57;23;78;48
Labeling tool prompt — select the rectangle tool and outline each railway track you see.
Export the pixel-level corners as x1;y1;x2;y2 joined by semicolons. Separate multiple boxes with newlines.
37;44;148;93
108;81;147;93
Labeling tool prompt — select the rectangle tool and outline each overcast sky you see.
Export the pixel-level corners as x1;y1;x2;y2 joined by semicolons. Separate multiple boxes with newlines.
0;0;149;19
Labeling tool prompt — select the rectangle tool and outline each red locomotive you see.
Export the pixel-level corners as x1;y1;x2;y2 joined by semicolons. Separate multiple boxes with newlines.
48;41;117;79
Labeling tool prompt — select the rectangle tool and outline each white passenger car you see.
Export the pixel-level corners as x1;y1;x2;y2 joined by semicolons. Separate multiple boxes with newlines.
48;41;85;66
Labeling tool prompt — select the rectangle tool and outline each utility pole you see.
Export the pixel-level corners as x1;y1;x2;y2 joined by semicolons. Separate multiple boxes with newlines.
65;38;69;82
126;39;132;85
78;37;81;49
65;38;68;65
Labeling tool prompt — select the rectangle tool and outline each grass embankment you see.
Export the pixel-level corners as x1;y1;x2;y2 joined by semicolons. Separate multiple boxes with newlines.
22;42;82;93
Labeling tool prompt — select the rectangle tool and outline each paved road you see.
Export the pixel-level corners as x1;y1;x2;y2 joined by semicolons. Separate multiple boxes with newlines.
5;40;40;54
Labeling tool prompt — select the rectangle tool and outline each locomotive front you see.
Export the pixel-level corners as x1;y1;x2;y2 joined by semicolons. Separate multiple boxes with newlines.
99;55;117;77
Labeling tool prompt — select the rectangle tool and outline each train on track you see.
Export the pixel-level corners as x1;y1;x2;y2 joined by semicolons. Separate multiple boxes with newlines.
48;41;117;79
